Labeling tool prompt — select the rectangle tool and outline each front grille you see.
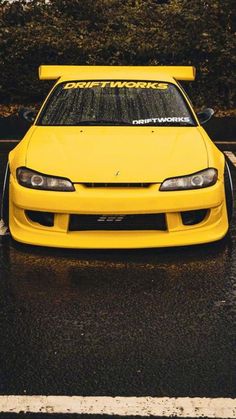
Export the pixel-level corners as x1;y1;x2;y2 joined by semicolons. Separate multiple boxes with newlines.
69;214;167;231
82;183;152;188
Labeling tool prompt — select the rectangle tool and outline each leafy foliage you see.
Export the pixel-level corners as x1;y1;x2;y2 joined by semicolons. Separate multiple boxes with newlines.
0;0;235;109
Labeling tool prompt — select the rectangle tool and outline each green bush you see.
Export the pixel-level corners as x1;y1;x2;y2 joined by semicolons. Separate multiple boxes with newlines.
0;0;235;109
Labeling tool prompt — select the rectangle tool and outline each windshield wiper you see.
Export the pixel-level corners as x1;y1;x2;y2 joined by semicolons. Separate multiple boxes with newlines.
77;119;131;126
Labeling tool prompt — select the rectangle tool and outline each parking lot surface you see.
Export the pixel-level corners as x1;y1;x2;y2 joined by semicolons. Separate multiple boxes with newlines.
0;144;235;418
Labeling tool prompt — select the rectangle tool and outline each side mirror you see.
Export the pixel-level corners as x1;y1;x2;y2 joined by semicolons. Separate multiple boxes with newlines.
197;108;214;125
18;108;38;124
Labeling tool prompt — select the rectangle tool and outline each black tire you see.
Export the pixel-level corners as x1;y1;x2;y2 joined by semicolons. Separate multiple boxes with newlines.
1;163;10;226
224;162;234;224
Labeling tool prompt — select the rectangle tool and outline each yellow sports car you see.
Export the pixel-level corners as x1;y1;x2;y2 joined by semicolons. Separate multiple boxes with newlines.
1;65;233;248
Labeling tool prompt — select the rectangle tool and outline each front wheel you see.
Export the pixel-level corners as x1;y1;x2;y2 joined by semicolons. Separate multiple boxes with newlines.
224;162;234;224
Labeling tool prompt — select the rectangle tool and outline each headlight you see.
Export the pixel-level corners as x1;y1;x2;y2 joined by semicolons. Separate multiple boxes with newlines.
16;167;75;191
160;168;218;191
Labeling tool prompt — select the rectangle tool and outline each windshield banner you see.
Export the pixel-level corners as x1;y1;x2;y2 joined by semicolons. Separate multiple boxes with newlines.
132;117;192;124
63;81;169;90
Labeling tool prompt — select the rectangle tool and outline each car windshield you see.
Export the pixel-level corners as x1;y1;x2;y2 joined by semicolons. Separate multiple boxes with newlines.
38;80;196;127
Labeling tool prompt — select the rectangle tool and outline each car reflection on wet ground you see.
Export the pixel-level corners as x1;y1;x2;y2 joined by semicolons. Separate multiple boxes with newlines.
0;229;235;398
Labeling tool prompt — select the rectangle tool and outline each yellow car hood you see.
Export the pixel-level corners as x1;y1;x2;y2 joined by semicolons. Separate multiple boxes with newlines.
26;126;208;183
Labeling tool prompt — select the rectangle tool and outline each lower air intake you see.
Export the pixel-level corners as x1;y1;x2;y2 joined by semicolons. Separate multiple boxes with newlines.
69;214;167;231
26;210;54;227
181;209;208;225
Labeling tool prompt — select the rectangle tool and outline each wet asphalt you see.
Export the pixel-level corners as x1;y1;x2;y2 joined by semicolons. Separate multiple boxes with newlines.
0;145;235;417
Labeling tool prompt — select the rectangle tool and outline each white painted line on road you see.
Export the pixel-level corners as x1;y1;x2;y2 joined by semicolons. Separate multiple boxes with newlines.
216;141;236;145
0;396;235;417
0;139;19;143
0;219;8;236
224;151;236;166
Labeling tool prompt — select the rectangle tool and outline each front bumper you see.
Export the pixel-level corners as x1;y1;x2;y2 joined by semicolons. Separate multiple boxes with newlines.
9;176;228;248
